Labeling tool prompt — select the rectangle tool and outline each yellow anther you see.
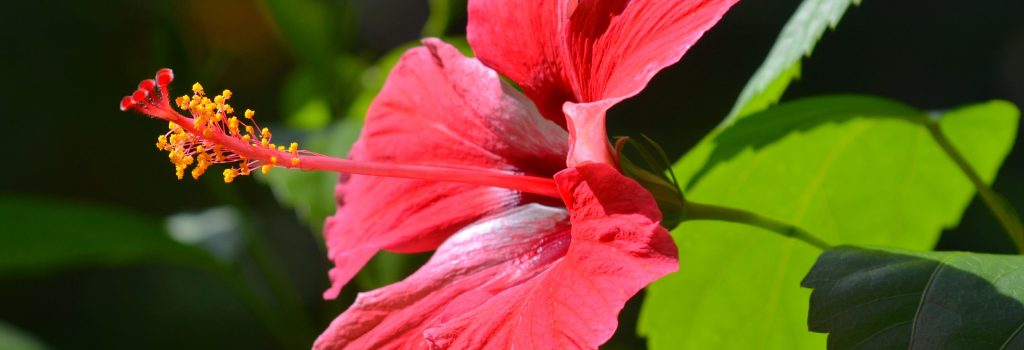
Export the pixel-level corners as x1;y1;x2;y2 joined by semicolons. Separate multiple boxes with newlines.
156;135;168;150
214;95;224;106
176;95;191;110
245;126;254;135
224;104;234;115
261;138;268;148
196;145;206;153
222;89;232;100
228;117;239;135
261;164;273;175
269;143;276;150
288;142;298;154
240;162;251;175
223;168;239;183
270;156;278;165
242;134;251;143
192;82;204;94
291;157;300;167
214;145;225;162
244;109;254;119
277;145;285;151
261;128;270;139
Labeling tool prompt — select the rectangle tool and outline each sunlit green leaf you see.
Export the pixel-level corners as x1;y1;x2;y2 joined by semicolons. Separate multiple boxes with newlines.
724;0;860;124
639;97;1019;350
0;196;214;275
803;246;1024;349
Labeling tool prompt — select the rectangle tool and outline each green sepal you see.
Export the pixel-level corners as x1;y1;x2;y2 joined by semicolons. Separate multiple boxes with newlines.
616;135;686;228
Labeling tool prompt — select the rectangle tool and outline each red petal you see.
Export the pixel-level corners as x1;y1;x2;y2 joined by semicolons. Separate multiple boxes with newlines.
322;39;569;299
316;204;572;350
469;0;737;163
467;0;575;126
314;163;677;349
425;163;677;349
469;0;736;112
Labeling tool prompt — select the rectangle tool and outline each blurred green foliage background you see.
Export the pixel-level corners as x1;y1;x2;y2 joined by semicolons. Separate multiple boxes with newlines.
0;0;1020;349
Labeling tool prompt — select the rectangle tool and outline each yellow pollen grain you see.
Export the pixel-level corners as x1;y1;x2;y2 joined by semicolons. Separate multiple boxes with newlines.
261;164;272;175
222;89;232;100
244;109;254;119
223;168;238;183
192;82;204;94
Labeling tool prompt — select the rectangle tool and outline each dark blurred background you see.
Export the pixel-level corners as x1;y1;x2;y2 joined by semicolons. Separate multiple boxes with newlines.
0;0;1020;349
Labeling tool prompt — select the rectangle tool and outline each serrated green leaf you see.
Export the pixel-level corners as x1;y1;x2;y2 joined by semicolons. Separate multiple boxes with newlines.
639;97;1019;350
724;0;859;124
802;246;1024;349
0;196;214;275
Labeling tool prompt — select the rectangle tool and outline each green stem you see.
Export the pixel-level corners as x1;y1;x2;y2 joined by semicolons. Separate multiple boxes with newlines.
923;120;1024;254
681;201;832;250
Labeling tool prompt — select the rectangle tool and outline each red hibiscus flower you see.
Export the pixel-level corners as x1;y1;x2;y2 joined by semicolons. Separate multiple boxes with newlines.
319;1;736;348
118;0;735;348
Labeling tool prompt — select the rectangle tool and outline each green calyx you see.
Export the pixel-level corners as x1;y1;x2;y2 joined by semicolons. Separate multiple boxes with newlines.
615;135;686;228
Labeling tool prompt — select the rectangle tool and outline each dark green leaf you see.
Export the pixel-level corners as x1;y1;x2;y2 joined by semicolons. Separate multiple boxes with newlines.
725;0;860;123
422;0;467;37
803;246;1024;350
639;98;1019;349
0;196;214;275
